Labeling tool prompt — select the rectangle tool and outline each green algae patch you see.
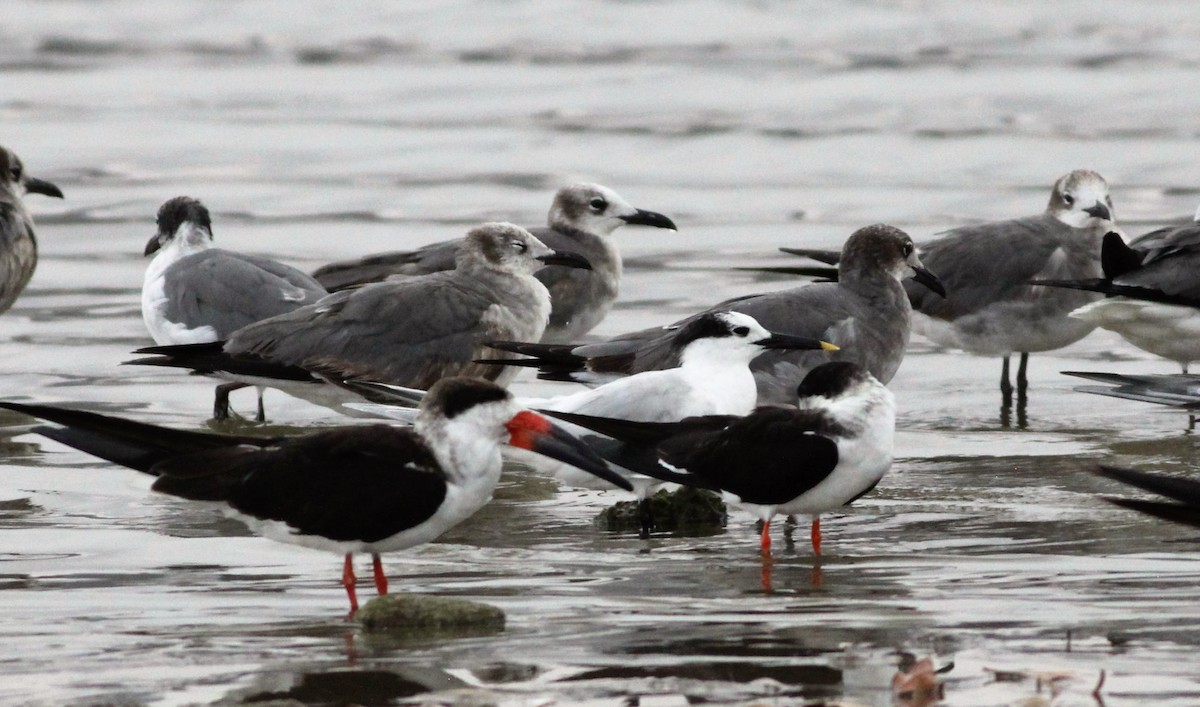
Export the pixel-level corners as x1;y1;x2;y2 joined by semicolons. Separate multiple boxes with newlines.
358;594;505;637
596;487;727;535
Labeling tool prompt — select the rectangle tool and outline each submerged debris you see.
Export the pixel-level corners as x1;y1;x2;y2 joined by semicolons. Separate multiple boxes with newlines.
893;657;951;705
596;487;727;535
358;594;505;636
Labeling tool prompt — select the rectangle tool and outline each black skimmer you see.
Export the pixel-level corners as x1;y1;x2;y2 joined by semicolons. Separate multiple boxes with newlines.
544;362;896;556
312;183;676;342
125;223;592;416
1094;466;1200;528
141;196;327;421
0;145;64;315
474;224;942;404
0;377;631;615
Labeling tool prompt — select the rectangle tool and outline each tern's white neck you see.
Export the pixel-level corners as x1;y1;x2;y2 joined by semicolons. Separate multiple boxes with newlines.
677;340;762;414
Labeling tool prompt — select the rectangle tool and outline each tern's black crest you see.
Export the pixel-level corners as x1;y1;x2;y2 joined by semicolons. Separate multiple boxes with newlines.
795;362;869;400
157;196;212;238
430;377;510;419
668;313;739;354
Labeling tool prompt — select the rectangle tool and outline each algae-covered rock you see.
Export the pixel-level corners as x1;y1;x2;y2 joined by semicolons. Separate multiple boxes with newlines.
358;594;505;636
596;486;727;535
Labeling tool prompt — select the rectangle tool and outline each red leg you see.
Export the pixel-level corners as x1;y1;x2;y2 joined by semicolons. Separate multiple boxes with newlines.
760;517;772;557
342;553;359;616
372;553;388;596
810;516;822;556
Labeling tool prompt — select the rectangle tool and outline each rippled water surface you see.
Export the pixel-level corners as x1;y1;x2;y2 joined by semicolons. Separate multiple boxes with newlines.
4;2;1200;705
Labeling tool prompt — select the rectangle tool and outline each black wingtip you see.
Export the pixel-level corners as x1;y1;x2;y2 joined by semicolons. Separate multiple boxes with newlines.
733;265;841;280
778;247;841;265
1100;496;1200;529
1100;231;1143;279
1095;465;1200;506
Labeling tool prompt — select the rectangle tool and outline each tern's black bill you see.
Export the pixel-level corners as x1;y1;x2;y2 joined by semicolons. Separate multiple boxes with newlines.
756;332;839;352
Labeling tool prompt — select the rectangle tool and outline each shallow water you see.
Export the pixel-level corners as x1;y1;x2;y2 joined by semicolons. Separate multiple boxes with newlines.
4;1;1200;704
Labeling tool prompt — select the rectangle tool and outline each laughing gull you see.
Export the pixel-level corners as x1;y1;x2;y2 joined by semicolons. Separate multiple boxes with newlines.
1094;466;1200;528
141;196;328;421
906;170;1116;406
1036;206;1200;372
770;171;1118;407
0;378;629;616
127;223;592;415
483;224;942;405
312;183;677;342
0;145;64;315
546;362;895;557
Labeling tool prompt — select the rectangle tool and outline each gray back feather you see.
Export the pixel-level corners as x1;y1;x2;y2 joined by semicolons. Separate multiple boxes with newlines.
163;249;327;337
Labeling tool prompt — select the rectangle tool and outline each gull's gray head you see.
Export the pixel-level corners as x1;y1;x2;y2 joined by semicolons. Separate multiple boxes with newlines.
1047;169;1114;228
145;196;214;257
839;224;945;297
670;311;837;365
0;145;64;203
548;183;677;237
459;222;593;275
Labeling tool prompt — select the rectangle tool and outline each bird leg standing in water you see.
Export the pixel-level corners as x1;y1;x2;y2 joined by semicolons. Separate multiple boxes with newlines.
342;554;358;616
372;553;388;595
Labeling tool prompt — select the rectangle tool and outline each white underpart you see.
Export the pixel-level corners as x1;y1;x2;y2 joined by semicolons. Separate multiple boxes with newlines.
1071;299;1200;371
777;380;895;517
141;222;218;344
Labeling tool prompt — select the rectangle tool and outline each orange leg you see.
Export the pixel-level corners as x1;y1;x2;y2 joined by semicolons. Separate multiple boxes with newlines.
342;553;359;617
372;553;388;596
760;517;772;557
760;553;775;593
810;516;822;556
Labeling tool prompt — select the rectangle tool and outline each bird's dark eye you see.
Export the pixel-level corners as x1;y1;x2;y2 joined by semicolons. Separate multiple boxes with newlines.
9;168;19;182
1063;194;1075;206
732;326;750;336
588;197;607;211
902;242;914;257
510;240;527;252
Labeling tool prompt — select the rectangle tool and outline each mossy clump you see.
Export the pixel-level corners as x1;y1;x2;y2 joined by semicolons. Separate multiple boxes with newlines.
358;594;505;636
596;487;727;535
